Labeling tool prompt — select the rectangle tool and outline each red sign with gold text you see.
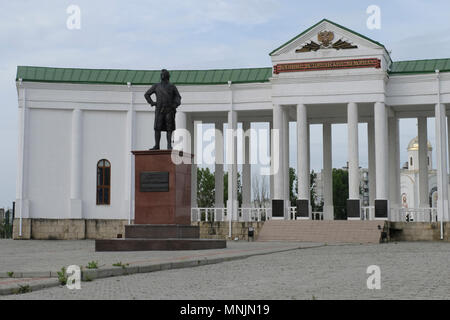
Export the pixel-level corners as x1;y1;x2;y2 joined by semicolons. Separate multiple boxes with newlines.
273;58;381;74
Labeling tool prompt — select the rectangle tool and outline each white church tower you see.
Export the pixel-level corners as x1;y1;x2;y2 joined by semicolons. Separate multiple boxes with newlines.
400;137;437;209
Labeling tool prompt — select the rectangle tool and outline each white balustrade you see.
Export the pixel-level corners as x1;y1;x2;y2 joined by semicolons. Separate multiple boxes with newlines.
191;207;271;222
361;206;438;222
393;208;438;222
361;206;375;220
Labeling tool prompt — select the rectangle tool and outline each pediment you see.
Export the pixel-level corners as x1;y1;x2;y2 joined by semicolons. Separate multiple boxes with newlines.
270;19;389;63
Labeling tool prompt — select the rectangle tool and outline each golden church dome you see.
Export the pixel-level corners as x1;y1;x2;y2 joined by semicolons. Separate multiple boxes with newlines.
407;136;432;151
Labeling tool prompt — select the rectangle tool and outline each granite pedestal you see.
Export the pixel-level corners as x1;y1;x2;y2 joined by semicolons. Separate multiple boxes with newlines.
95;150;226;251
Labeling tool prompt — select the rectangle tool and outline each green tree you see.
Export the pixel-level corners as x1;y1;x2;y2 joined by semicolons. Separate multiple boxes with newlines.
289;167;297;206
310;170;323;212
332;168;349;220
289;168;322;211
197;168;215;208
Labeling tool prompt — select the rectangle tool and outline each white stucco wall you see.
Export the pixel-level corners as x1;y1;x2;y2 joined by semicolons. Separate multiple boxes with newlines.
81;110;127;220
27;108;72;219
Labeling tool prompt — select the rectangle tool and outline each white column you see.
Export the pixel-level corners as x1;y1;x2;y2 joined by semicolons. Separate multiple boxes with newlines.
368;119;376;206
272;105;285;219
273;106;284;200
297;104;309;218
175;111;188;153
189;117;198;208
70;108;83;219
16;87;30;221
395;117;401;208
418;117;429;208
125;91;136;223
347;102;359;200
435;103;449;221
242;121;251;207
388;116;400;208
283;110;290;218
215;122;224;208
297;104;309;200
269;121;274;201
307;120;311;217
227;110;238;220
322;122;333;220
374;102;389;218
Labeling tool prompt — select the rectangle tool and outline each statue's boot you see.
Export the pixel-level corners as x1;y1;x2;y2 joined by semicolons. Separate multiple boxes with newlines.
150;130;161;150
167;131;173;150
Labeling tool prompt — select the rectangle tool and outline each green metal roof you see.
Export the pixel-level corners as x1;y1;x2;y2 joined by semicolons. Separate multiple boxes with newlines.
15;66;272;86
269;19;388;57
16;59;450;86
389;59;450;75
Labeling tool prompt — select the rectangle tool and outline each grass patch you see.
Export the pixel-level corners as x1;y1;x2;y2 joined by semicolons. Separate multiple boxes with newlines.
112;262;129;269
14;285;32;294
86;261;99;269
57;267;67;285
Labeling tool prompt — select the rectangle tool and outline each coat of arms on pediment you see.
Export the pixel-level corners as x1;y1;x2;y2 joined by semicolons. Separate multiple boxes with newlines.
296;31;358;52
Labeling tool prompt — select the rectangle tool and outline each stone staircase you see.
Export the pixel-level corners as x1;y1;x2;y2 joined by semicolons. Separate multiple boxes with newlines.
258;220;386;244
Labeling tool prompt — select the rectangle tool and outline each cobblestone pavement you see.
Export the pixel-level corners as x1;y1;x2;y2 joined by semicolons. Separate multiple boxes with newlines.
0;239;316;274
2;242;450;300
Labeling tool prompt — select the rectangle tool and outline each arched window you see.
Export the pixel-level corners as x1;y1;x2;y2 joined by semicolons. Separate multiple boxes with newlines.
410;157;413;167
97;159;111;205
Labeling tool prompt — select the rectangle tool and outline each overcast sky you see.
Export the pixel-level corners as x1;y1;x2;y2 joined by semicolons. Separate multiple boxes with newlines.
1;0;450;208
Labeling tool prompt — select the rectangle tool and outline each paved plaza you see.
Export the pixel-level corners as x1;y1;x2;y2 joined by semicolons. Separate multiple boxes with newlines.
1;241;449;300
0;240;317;274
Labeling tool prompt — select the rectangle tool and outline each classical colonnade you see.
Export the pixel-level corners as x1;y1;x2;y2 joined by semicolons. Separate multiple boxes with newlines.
177;100;450;222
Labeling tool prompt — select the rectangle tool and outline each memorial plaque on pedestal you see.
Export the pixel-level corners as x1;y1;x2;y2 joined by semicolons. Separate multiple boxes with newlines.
140;172;169;192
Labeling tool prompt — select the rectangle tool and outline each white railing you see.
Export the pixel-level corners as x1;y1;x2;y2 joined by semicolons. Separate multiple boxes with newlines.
238;208;271;222
361;206;375;220
311;212;323;220
191;207;271;222
391;207;438;222
289;207;297;220
287;207;323;220
190;208;227;222
361;206;438;222
192;207;437;222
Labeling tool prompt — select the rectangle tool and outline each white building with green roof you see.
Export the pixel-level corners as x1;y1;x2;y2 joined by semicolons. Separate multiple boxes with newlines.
13;19;450;239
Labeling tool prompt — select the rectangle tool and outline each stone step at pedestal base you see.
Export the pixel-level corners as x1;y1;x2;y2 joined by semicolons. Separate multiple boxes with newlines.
95;238;226;251
125;224;199;239
95;224;226;251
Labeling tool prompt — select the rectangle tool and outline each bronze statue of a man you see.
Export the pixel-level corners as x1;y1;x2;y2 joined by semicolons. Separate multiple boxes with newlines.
144;69;181;150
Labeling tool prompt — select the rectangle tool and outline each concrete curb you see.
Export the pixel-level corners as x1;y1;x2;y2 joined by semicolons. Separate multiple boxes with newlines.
0;279;60;296
0;243;325;296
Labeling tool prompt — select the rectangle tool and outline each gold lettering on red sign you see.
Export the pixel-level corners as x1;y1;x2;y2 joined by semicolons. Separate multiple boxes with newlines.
273;58;381;74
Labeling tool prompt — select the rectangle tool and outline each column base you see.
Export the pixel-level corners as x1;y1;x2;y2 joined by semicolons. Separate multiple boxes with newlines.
323;205;334;220
347;199;361;219
296;199;309;219
375;199;389;219
272;199;285;218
